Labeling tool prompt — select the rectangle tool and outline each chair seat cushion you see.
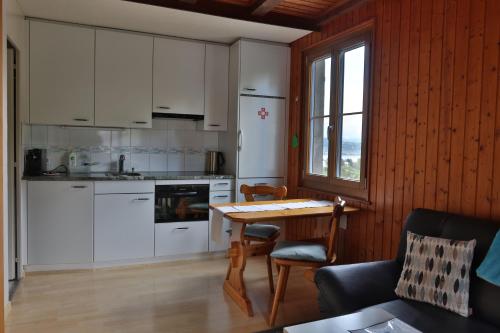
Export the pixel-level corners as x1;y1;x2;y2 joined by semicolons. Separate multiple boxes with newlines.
244;224;280;240
271;240;327;262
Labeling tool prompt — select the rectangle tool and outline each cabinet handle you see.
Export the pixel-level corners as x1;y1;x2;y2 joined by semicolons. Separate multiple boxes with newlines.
255;183;268;186
237;130;243;150
208;124;220;127
71;185;87;189
243;88;256;91
73;118;89;122
213;195;229;198
134;198;150;201
175;227;189;230
157;106;171;110
133;121;148;124
215;182;229;186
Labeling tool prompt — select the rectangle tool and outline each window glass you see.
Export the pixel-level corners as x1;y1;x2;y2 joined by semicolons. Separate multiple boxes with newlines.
308;56;331;176
339;114;363;180
342;46;365;114
338;45;365;181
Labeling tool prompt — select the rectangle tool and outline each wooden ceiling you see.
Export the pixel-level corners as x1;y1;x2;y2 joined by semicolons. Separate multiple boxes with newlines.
124;0;366;31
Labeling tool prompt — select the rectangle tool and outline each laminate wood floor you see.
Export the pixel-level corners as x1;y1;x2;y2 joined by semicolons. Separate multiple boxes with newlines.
6;257;321;333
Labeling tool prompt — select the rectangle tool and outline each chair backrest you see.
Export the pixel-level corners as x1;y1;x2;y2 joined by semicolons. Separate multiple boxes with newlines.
240;184;287;202
326;197;346;263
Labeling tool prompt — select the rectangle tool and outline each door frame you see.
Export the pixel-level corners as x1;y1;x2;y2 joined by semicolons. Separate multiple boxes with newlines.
6;41;19;291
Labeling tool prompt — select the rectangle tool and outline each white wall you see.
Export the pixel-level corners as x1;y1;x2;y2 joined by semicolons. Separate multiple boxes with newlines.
5;0;27;306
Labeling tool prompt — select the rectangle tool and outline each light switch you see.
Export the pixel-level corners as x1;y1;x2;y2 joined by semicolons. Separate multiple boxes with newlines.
340;215;348;230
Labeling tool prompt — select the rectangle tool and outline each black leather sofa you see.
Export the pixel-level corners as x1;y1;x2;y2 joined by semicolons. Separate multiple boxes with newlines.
315;209;500;333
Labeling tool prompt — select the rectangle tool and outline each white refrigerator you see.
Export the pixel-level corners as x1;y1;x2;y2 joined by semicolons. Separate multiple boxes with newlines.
237;96;286;179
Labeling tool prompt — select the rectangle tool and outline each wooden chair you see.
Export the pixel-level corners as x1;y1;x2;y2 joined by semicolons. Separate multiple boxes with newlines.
267;198;346;326
226;184;287;294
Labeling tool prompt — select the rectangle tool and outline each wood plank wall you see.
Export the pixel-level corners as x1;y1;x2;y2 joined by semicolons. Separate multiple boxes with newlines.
286;0;500;264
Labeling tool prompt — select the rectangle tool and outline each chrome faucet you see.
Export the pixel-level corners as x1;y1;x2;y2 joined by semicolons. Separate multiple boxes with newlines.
119;154;125;174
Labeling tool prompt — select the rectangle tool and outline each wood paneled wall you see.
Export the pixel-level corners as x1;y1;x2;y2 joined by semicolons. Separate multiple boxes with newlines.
286;0;500;264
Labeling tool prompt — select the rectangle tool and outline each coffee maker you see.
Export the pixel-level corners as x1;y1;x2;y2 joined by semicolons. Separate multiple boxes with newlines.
24;148;47;176
206;151;225;174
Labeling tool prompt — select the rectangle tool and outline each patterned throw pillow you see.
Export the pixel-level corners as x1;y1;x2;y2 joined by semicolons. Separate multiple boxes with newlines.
395;231;476;317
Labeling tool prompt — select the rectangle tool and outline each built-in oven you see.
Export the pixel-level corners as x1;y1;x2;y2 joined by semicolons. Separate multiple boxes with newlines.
155;180;209;223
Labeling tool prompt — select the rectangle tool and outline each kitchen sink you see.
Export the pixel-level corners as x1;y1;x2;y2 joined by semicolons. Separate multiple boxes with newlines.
105;172;142;177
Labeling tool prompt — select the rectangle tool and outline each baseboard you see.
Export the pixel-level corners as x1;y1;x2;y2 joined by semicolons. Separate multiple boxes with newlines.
23;251;227;273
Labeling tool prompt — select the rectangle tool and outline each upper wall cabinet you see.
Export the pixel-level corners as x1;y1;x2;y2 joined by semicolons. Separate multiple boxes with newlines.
95;30;153;128
239;40;290;98
29;21;95;126
204;44;229;131
153;38;205;116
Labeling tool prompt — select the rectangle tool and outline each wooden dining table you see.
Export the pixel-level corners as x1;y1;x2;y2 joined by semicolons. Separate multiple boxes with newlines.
209;198;360;317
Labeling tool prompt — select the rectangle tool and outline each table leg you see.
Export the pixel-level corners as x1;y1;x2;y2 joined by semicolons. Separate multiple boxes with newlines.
223;223;254;316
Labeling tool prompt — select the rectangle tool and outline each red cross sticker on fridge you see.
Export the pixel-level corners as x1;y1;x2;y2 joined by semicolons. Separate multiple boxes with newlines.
257;107;269;119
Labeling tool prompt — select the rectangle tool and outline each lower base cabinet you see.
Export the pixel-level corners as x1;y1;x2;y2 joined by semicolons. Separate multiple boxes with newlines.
155;221;209;257
94;193;154;262
27;181;94;265
208;190;232;252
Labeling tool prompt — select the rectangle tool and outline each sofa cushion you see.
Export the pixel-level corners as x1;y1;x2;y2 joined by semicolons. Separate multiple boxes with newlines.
271;241;327;262
395;231;476;317
365;299;500;333
396;209;499;326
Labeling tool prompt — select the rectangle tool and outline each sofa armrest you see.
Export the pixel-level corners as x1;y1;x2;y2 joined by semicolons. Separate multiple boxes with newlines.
314;260;401;317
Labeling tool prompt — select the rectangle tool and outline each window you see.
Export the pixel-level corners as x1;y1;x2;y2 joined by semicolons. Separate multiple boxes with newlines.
302;31;371;200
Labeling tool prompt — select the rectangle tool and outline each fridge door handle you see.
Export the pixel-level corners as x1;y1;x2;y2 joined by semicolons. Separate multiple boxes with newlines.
238;130;243;151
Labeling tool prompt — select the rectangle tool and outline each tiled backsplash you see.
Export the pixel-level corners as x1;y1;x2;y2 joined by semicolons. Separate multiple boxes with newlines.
22;119;219;173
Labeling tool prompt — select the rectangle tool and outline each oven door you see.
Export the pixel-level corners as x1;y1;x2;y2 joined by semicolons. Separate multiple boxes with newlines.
155;184;209;223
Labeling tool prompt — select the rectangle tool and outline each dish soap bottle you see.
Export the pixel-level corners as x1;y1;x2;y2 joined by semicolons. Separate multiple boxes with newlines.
68;151;77;173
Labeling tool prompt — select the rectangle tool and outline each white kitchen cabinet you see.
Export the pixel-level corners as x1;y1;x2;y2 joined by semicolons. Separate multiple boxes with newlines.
29;21;95;126
155;221;209;256
239;40;290;98
27;181;93;265
153;38;205;116
204;44;229;131
209;191;232;252
95;30;153;128
94;192;154;262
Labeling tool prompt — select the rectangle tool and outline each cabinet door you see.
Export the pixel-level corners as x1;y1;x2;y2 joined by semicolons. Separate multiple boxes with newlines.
95;30;153;128
27;181;93;265
153;38;205;115
204;44;229;131
209;191;232;252
155;221;209;256
238;96;286;178
240;40;289;98
29;21;94;126
94;193;154;262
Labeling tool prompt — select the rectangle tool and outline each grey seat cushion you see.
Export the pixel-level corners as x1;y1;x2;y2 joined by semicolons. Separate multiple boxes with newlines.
271;240;327;262
244;224;280;239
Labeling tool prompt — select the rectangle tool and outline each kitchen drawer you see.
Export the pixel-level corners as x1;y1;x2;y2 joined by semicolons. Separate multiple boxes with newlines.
209;190;233;204
236;178;284;202
94;181;154;194
155;221;209;257
209;179;234;192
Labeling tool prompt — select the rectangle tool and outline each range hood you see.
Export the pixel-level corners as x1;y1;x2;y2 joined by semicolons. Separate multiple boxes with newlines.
152;112;204;121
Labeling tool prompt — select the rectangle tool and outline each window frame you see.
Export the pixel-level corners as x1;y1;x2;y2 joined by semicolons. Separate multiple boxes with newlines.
301;29;372;201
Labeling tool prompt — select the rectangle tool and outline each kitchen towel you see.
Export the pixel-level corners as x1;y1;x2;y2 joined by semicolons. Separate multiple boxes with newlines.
476;230;500;286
